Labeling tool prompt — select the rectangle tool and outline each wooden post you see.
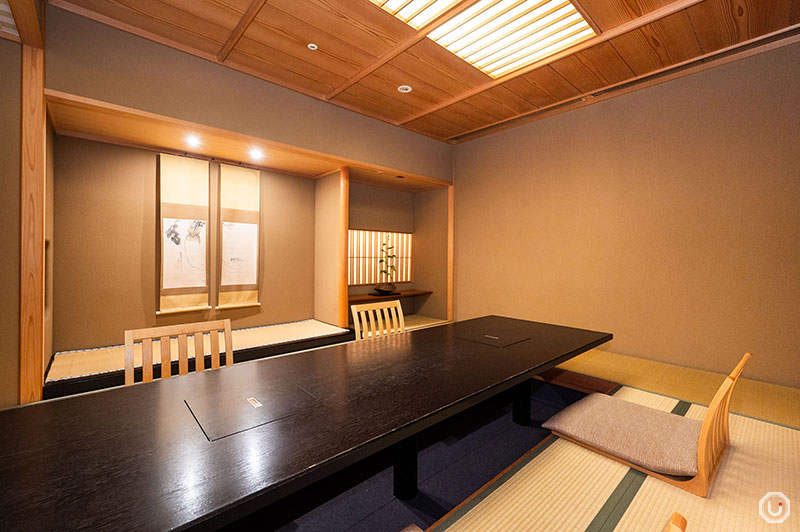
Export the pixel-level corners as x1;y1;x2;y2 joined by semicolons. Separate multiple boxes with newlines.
19;43;45;403
447;184;454;322
337;167;350;328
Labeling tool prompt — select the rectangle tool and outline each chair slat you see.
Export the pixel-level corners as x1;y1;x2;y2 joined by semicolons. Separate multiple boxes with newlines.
194;333;205;372
178;334;188;375
160;336;172;378
223;325;233;367
210;330;220;369
124;330;135;386
142;338;153;383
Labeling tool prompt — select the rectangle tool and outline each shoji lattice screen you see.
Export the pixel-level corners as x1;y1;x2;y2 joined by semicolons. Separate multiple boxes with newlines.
348;230;412;286
158;154;210;314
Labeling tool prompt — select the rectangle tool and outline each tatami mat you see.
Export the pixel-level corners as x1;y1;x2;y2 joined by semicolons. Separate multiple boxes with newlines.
432;388;678;532
559;349;800;427
46;319;348;382
615;405;800;532
432;385;799;532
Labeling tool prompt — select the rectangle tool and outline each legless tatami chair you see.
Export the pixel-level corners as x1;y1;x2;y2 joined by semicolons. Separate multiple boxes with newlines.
124;319;233;385
544;353;751;497
351;300;405;341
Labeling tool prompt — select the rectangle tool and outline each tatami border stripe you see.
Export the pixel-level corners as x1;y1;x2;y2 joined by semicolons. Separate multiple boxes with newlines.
583;469;647;532
671;400;691;416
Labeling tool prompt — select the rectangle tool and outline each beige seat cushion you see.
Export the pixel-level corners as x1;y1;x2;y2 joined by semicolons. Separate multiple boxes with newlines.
542;393;702;476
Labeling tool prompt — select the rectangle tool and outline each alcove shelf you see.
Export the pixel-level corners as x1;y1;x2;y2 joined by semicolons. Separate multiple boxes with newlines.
348;289;433;304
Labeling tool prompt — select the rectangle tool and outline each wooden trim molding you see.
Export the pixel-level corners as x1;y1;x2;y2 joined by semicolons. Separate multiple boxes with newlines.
217;0;268;63
337;167;350;328
325;0;485;100
397;0;705;125
8;0;43;48
19;44;46;403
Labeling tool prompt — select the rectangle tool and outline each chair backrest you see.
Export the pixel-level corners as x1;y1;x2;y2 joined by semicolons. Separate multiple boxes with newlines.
124;319;233;385
660;512;687;532
696;352;751;486
351;300;405;341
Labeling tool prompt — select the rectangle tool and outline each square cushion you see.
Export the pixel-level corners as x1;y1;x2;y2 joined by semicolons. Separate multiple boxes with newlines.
542;393;702;476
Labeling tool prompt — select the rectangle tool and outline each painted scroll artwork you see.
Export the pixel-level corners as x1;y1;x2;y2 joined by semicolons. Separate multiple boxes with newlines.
162;218;207;288
221;221;258;286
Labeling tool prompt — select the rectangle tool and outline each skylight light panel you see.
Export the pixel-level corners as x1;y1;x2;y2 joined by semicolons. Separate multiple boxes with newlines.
373;0;596;79
370;0;463;30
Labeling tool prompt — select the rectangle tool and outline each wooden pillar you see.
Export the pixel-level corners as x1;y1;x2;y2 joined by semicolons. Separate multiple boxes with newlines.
19;43;46;404
446;184;454;321
337;167;350;328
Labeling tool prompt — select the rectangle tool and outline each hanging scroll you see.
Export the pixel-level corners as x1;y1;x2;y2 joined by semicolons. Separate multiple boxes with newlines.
158;154;210;314
218;164;260;309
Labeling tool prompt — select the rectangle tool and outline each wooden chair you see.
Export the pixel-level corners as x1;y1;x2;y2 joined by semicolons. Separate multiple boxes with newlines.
124;319;233;385
351;300;405;341
548;353;751;497
661;512;687;532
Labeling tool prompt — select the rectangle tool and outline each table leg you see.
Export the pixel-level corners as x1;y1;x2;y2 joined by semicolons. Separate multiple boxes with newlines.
513;378;532;426
393;436;418;500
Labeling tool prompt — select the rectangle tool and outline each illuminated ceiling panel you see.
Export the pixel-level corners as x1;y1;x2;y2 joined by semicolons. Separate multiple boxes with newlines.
373;0;596;79
0;0;19;39
369;0;462;30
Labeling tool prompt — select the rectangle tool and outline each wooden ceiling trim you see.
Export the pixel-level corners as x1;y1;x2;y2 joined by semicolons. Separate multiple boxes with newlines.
217;0;267;62
570;0;602;33
0;28;21;42
324;0;485;100
8;0;43;47
449;22;800;142
396;0;705;125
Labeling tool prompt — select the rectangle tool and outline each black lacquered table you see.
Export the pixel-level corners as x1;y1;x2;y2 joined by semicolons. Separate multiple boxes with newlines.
0;316;611;531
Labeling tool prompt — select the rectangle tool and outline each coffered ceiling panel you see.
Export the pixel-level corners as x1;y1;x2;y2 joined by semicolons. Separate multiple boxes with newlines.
49;0;800;142
548;41;635;93
576;0;678;31
687;0;793;53
58;0;250;55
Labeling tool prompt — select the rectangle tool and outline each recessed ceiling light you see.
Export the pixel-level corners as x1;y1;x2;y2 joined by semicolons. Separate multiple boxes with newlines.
185;134;201;149
397;85;413;93
307;43;319;51
249;147;264;161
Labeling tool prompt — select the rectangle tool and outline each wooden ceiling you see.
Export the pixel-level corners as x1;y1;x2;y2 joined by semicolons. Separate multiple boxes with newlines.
47;0;800;142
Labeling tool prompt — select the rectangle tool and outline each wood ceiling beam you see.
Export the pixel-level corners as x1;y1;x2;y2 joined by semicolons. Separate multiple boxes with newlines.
217;0;268;63
570;0;600;34
325;0;485;101
448;24;800;143
397;0;705;125
8;0;43;48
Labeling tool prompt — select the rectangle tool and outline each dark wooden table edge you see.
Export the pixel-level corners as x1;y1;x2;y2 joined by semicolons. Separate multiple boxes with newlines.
183;332;613;531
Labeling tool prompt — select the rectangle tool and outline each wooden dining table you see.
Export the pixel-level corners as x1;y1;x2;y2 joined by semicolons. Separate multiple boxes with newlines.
0;315;611;531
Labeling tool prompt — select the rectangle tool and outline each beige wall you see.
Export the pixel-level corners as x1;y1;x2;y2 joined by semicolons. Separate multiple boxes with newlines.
44;6;452;182
413;188;449;320
0;39;21;407
349;183;415;233
314;172;344;325
53;136;315;350
453;43;800;387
